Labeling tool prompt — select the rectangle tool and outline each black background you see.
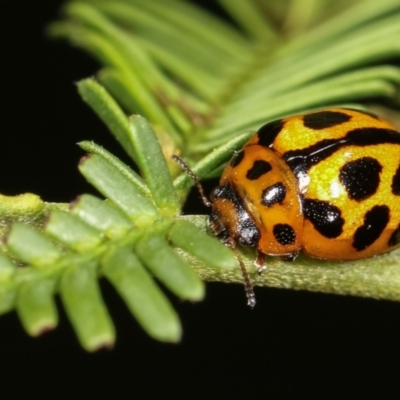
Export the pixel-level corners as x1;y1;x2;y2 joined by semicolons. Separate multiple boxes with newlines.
1;1;400;399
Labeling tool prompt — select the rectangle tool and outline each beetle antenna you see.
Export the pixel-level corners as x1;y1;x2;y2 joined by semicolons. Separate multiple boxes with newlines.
233;247;256;308
172;155;212;207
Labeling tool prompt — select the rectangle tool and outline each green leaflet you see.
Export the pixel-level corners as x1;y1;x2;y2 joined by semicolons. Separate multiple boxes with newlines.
101;246;182;342
16;279;58;337
60;261;116;351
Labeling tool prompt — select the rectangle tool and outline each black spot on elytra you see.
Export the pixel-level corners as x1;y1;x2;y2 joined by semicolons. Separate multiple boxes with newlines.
273;224;296;245
283;127;400;177
246;160;272;180
230;150;245;168
388;224;400;247
303;198;344;238
261;182;286;207
392;164;400;195
257;119;284;147
352;205;390;251
303;110;351;130
339;157;382;201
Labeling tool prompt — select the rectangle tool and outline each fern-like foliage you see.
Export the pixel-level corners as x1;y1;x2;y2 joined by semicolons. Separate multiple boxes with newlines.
1;0;400;350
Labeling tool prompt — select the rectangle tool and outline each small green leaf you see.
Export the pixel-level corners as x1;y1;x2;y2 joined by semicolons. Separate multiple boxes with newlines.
178;130;254;187
7;223;61;266
60;262;115;351
219;0;278;42
77;78;138;163
135;233;204;301
98;68;147;115
70;194;133;239
16;280;58;336
129;115;180;216
0;254;16;282
78;140;150;196
102;247;181;342
0;287;16;315
169;219;237;270
79;153;158;225
45;209;103;252
0;255;16;315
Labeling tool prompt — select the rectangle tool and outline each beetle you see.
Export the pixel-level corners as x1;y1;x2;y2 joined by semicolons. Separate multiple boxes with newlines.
174;108;400;306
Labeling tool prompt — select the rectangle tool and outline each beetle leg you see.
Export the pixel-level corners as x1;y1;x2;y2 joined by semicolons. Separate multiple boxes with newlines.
255;250;267;274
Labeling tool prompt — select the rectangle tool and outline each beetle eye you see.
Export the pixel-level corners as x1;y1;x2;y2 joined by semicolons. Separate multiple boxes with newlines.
238;226;260;248
209;186;224;201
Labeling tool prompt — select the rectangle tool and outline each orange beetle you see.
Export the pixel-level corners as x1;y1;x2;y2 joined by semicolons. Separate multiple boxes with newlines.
175;108;400;306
